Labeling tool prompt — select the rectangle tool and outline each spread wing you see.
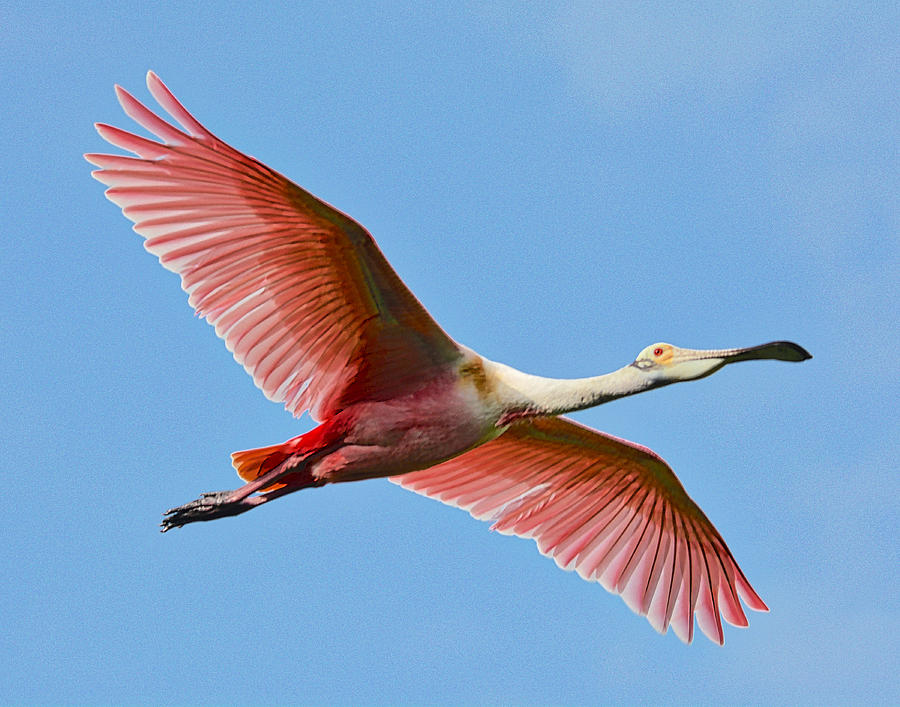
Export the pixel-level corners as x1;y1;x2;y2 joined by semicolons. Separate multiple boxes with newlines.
86;72;462;421
391;415;767;644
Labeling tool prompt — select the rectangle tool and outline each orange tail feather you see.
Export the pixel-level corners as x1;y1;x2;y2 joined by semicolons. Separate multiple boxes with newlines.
230;421;343;491
231;439;302;483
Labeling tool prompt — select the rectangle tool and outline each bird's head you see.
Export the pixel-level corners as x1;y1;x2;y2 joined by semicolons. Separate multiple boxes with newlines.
630;340;812;385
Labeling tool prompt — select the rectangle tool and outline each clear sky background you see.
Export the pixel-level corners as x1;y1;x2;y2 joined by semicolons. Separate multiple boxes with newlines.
3;2;897;705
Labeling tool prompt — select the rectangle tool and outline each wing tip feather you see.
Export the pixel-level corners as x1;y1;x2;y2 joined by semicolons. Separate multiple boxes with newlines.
736;574;769;613
113;83;132;106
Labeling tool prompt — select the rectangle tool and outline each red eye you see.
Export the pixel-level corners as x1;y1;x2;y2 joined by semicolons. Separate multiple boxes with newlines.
653;348;664;356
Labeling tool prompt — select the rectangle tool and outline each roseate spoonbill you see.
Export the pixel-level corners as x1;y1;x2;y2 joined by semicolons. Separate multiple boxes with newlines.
86;72;811;645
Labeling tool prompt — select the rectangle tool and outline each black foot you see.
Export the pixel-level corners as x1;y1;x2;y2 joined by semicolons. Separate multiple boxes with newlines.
160;491;248;532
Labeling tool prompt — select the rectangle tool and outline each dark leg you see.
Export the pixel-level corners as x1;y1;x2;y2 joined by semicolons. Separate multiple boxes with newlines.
160;485;306;532
160;456;323;532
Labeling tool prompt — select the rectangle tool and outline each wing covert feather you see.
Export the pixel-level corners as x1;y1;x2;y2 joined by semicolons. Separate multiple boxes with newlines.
87;72;461;420
391;415;767;644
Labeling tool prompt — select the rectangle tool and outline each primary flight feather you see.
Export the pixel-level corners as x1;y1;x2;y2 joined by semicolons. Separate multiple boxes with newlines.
87;72;811;644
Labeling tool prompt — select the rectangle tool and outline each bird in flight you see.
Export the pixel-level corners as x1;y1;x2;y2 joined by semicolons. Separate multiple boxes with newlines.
87;72;811;645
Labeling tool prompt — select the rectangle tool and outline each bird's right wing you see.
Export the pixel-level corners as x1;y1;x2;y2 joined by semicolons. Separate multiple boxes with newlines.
86;72;463;422
391;415;767;644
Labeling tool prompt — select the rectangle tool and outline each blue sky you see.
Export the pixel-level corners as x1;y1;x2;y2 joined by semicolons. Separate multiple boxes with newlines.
2;2;897;705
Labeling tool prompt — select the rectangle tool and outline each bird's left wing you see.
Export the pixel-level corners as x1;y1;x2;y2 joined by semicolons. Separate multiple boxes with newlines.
391;415;767;644
86;72;462;421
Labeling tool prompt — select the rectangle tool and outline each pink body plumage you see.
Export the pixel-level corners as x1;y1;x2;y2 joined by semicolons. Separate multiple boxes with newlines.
87;72;812;645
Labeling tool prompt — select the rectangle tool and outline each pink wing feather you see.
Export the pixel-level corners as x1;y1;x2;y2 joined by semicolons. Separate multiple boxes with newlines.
391;415;768;644
86;72;461;420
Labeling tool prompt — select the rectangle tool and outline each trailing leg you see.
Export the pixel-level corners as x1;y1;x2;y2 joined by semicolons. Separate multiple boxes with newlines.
160;484;311;531
160;421;343;532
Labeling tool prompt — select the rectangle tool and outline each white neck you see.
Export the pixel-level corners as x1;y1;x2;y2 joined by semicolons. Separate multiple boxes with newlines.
485;359;657;419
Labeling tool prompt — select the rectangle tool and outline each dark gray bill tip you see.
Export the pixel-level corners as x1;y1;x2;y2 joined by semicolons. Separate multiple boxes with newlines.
732;341;812;363
769;341;812;361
